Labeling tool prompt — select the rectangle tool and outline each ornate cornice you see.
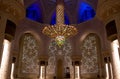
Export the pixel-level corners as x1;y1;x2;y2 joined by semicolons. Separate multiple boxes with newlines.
97;0;120;22
0;0;25;22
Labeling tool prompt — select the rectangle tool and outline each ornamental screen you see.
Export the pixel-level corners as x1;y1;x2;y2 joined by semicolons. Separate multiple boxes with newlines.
81;34;99;74
20;34;39;74
47;39;74;78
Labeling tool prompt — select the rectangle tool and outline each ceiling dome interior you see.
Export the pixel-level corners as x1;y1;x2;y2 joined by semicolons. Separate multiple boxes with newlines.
25;0;97;24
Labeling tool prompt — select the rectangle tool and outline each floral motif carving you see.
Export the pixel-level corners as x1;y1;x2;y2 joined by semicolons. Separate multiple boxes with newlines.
21;34;39;74
47;39;73;78
81;35;99;74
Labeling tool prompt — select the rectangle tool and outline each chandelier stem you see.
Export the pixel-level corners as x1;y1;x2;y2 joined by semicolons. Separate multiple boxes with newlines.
42;0;78;48
56;0;64;24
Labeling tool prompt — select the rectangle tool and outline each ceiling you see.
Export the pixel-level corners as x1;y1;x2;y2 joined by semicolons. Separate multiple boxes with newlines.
24;0;98;24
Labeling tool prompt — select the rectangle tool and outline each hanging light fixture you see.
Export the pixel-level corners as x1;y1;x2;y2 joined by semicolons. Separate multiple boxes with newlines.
42;0;77;47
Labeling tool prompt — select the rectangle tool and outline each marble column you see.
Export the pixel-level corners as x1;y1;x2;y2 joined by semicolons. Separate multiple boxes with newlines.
115;13;120;49
108;61;112;79
110;40;120;79
0;39;12;79
111;14;120;79
0;15;7;66
0;15;14;79
39;62;41;79
73;61;81;79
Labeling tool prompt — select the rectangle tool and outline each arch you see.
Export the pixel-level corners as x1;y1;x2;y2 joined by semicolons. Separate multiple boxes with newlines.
18;33;41;78
50;11;70;25
80;33;102;78
16;29;43;57
77;2;96;23
18;31;42;50
26;1;43;23
57;59;64;79
47;39;73;78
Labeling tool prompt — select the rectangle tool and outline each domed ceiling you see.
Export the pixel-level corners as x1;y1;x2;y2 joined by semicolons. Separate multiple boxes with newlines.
24;0;98;24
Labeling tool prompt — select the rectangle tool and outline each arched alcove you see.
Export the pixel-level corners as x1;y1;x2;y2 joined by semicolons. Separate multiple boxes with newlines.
46;39;73;78
80;33;102;78
77;2;96;23
18;33;40;78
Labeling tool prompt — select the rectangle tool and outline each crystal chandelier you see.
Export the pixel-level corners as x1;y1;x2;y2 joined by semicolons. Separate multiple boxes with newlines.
42;0;77;47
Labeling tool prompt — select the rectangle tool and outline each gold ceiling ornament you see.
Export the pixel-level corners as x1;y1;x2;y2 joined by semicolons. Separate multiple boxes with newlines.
42;0;78;47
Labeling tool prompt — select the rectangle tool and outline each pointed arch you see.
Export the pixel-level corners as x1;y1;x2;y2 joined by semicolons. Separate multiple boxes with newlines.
18;33;40;78
81;33;102;78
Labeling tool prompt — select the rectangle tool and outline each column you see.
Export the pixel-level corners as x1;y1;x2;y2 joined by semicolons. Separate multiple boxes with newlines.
39;61;47;79
115;13;120;46
0;15;7;65
74;61;80;79
110;40;120;79
38;61;41;79
110;14;120;79
79;61;81;79
107;57;113;79
0;39;12;79
11;57;16;79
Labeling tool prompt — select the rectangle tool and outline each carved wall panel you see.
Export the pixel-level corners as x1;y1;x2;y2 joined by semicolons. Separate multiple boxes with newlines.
47;39;73;78
81;34;99;74
20;34;39;74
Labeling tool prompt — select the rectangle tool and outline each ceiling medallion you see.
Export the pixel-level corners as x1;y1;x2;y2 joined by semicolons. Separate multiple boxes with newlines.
42;0;77;47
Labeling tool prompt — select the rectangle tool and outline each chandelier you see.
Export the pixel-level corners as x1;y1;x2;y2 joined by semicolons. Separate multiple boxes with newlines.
42;0;78;47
